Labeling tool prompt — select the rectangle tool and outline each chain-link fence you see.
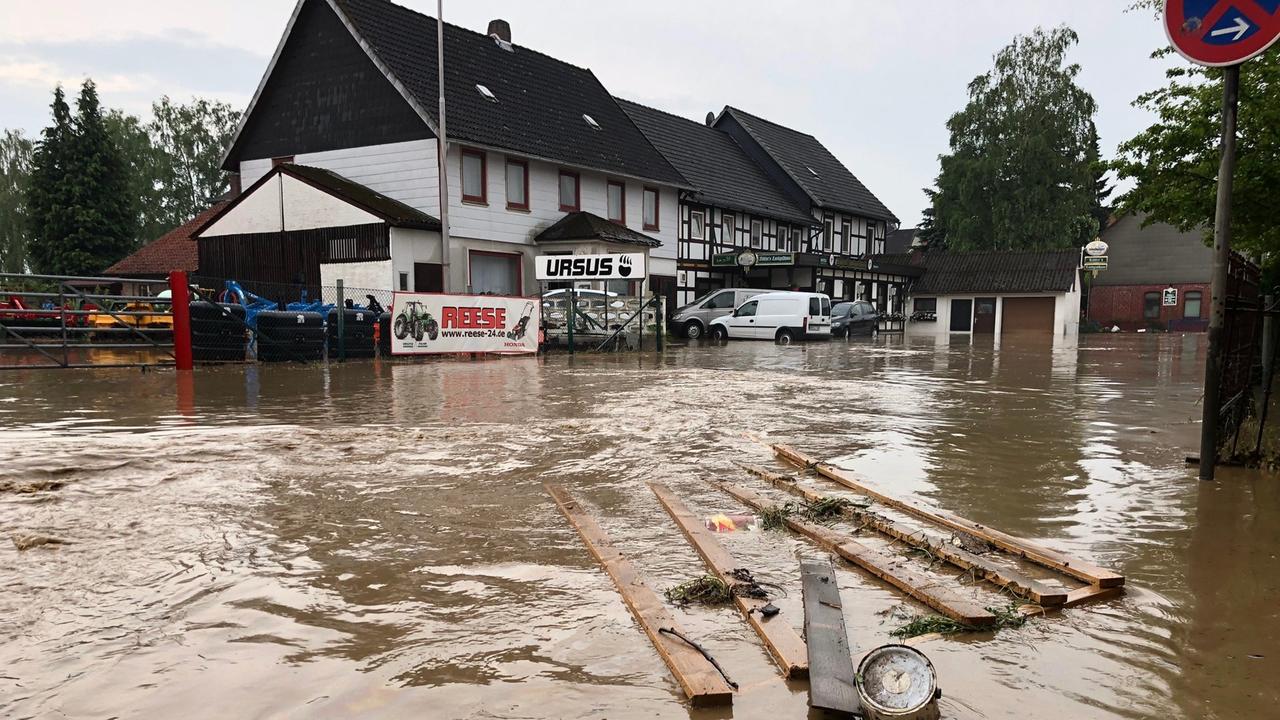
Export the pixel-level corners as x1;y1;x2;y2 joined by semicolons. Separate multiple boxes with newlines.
188;275;393;364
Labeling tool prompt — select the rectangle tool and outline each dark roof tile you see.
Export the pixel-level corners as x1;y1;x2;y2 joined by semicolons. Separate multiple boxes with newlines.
722;106;896;222
894;249;1080;295
534;211;661;247
617;99;815;226
334;0;685;186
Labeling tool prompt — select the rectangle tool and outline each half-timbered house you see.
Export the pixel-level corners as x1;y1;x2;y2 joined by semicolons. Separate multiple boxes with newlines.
711;107;911;315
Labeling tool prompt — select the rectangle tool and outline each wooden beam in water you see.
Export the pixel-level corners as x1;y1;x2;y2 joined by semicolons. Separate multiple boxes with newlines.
545;483;735;707
773;444;1125;589
738;463;1068;606
647;482;809;679
800;558;861;717
713;481;997;627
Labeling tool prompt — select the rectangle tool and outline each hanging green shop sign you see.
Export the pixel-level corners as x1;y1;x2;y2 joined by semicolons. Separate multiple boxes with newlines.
711;251;796;268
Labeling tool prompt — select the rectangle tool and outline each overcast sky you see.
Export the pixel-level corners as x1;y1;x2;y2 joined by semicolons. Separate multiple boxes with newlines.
0;1;1175;226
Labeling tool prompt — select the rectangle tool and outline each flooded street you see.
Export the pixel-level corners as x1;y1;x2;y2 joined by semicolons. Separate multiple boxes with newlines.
2;334;1277;719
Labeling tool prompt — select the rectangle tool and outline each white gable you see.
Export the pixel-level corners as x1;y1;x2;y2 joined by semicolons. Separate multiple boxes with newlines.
198;172;381;238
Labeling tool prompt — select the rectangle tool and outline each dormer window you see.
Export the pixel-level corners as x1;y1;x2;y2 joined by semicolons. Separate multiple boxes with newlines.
476;84;497;102
583;114;601;130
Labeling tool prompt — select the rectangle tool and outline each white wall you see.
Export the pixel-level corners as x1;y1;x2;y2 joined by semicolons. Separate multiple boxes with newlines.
320;260;393;292
202;174;283;236
239;140;682;295
389;227;443;290
282;175;380;230
240;139;439;215
904;290;1080;341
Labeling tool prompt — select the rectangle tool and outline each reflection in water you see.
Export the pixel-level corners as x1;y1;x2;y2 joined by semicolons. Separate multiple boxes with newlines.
1;334;1274;719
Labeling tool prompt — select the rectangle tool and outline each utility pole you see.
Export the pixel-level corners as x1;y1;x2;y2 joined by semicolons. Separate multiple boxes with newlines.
436;0;451;292
1199;64;1240;482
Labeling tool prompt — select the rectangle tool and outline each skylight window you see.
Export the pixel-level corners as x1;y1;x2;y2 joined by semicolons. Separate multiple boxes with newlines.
805;165;819;177
476;84;497;102
583;114;601;130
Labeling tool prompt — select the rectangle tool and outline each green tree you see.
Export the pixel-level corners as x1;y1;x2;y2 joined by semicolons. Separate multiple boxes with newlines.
0;129;33;273
924;26;1101;251
26;86;77;275
105;110;165;243
26;81;137;276
147;96;240;231
1114;50;1280;259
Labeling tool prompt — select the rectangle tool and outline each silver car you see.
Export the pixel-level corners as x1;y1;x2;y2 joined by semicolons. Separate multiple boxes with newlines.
669;288;770;339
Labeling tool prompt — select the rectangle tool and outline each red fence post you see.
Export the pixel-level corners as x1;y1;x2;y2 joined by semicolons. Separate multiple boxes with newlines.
170;270;193;371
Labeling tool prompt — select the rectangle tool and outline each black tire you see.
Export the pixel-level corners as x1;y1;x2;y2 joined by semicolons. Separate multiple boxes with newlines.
683;320;704;340
776;328;796;344
412;319;424;342
710;325;728;342
393;315;410;340
425;318;439;341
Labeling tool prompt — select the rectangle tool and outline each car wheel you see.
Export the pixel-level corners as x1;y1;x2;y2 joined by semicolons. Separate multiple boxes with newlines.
683;320;704;340
776;328;795;344
710;325;728;342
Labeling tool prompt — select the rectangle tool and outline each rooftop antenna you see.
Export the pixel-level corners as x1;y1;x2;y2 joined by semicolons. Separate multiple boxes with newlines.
436;0;451;291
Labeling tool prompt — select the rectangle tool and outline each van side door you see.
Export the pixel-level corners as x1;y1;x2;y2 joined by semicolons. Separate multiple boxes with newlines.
726;300;759;338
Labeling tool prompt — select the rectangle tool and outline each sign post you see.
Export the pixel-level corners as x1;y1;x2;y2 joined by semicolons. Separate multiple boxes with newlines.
1163;0;1278;479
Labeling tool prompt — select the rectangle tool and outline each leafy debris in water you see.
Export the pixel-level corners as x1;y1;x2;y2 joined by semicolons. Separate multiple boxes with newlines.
759;497;865;530
890;601;1029;638
665;576;733;605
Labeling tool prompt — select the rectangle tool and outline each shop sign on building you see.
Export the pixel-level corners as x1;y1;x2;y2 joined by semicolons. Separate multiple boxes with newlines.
390;293;538;355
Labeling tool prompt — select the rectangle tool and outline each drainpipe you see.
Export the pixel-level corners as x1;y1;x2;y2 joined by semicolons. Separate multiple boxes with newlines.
436;0;451;292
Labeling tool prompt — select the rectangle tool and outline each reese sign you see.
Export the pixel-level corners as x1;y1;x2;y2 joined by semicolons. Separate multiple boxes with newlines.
390;293;539;355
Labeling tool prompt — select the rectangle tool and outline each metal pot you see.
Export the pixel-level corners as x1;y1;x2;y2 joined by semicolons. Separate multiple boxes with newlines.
856;644;940;720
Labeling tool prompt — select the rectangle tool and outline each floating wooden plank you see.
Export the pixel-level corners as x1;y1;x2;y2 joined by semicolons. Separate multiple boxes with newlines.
545;483;734;707
800;558;860;717
738;463;1068;606
648;482;809;679
713;481;996;627
1020;585;1125;616
773;445;1125;589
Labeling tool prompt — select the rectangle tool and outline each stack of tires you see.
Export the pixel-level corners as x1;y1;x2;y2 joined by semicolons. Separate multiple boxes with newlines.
256;310;325;362
377;312;392;357
326;308;377;359
189;301;247;362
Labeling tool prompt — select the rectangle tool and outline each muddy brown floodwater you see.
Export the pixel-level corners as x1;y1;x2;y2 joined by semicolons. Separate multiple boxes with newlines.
2;334;1278;719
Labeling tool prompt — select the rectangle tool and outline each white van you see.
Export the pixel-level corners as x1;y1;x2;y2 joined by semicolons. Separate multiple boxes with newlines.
668;288;771;339
708;292;832;343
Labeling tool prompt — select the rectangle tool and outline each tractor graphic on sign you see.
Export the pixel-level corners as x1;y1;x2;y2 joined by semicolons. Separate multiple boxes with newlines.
393;300;439;342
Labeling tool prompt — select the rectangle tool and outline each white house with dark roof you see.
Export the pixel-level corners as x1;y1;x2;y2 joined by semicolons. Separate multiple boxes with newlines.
193;0;904;320
205;0;686;300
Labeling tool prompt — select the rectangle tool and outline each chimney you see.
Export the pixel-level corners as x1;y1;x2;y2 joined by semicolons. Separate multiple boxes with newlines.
229;172;242;197
487;19;511;44
705;111;715;127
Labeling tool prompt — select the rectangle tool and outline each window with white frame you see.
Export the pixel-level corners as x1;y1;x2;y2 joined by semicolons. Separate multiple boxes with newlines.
750;220;763;248
823;219;834;251
722;215;735;246
841;220;852;254
642;187;659;230
690;210;705;240
792;228;802;252
607;180;625;223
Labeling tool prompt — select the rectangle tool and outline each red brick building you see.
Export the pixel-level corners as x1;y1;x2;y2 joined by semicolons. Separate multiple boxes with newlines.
1088;214;1210;332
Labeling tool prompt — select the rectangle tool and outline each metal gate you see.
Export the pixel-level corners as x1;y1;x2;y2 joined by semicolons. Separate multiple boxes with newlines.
1216;254;1264;458
0;273;176;370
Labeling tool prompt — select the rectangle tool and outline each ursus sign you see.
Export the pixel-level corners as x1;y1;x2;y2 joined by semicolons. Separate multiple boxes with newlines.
535;253;647;281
